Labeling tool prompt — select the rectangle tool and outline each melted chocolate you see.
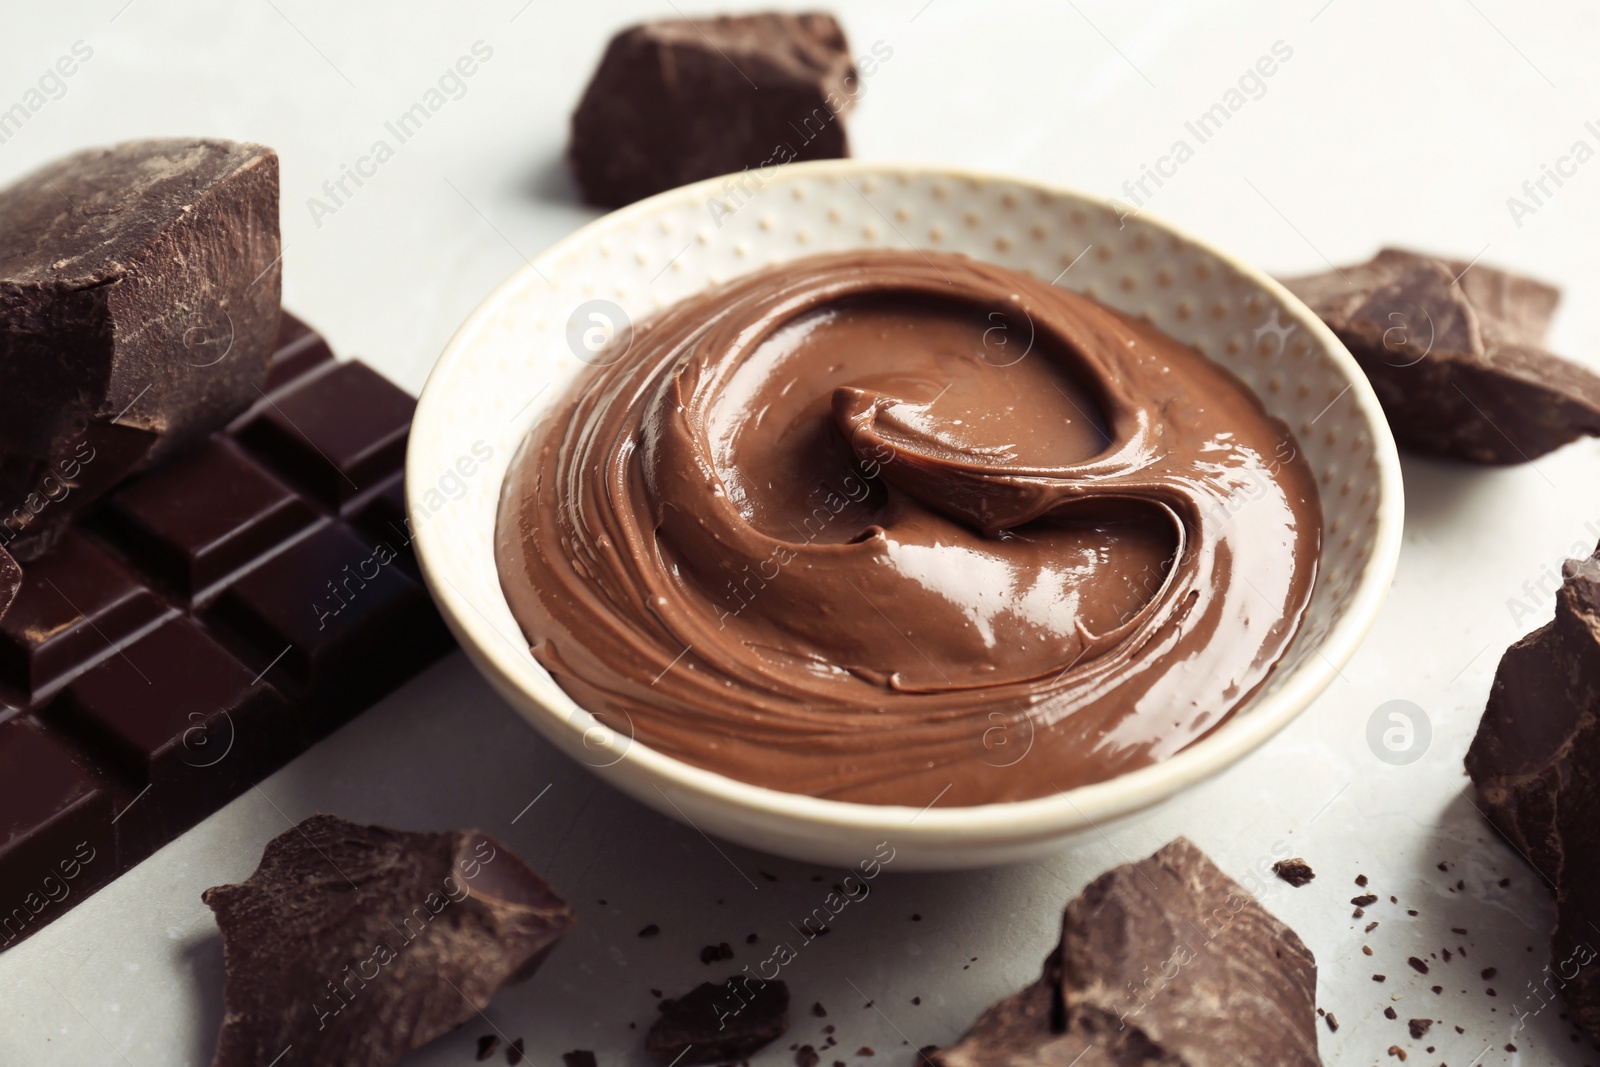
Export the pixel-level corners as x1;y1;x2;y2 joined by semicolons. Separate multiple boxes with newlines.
497;251;1321;805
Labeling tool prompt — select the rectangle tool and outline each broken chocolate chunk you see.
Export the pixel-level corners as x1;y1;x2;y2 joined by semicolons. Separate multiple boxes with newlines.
1273;857;1316;887
562;1051;597;1067
1408;1018;1431;1039
647;974;790;1065
1282;248;1600;464
0;139;281;558
932;838;1321;1066
202;814;573;1067
1467;543;1600;1047
568;13;858;208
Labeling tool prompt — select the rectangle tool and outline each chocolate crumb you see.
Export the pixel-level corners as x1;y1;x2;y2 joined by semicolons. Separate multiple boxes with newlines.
1356;874;1369;886
1325;1012;1340;1032
651;988;661;998
476;1035;500;1061
562;1052;597;1067
1272;858;1316;887
746;933;759;944
699;942;734;964
1352;894;1378;907
796;1044;820;1067
507;1037;525;1065
1498;877;1511;887
911;996;921;1005
1482;967;1497;980
1366;921;1380;933
1363;946;1374;956
1408;1019;1432;1039
1408;957;1430;974
1385;1007;1398;1020
1374;974;1387;983
1451;927;1468;935
1487;988;1497;997
911;913;922;921
1432;986;1442;995
1353;907;1366;919
638;923;660;938
857;1048;875;1057
812;1002;827;1017
1386;1045;1406;1060
1442;948;1452;962
759;870;778;882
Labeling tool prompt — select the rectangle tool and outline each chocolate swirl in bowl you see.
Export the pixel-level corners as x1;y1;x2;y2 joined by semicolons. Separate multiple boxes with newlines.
496;250;1321;805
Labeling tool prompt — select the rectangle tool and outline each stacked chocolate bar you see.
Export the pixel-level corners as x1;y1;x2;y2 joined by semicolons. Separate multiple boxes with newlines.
0;139;452;952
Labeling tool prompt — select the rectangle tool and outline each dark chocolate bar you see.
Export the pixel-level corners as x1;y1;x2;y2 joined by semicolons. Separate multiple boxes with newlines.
0;312;451;953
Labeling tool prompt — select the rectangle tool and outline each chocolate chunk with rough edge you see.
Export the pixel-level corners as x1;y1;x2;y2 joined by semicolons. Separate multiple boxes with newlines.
1273;857;1316;887
932;837;1322;1066
0;139;281;558
1467;544;1600;1047
1282;247;1600;464
202;814;573;1067
647;974;790;1065
568;13;857;208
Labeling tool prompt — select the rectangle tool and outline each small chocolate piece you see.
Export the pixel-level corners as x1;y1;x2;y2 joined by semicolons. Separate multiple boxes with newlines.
0;139;281;557
1273;857;1316;887
647;975;790;1065
507;1038;525;1065
568;13;857;208
562;1052;597;1067
1351;894;1378;907
1467;543;1600;1046
476;1035;500;1061
1408;1019;1431;1039
932;838;1321;1066
203;814;574;1067
1283;248;1600;463
698;941;733;964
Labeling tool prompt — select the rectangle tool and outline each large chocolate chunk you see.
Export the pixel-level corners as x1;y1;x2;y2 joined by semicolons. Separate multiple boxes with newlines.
569;13;857;208
647;975;790;1065
0;138;281;557
1466;546;1600;1046
203;814;574;1067
1283;247;1600;463
933;838;1322;1066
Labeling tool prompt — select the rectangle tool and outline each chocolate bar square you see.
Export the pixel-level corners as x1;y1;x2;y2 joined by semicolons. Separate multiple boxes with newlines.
237;362;414;509
99;440;320;603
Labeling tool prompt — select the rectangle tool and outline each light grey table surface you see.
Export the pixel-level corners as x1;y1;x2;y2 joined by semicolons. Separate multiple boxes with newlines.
3;1;1600;1064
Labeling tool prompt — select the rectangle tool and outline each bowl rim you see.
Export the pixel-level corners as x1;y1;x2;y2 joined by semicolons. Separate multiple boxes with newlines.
409;157;1405;841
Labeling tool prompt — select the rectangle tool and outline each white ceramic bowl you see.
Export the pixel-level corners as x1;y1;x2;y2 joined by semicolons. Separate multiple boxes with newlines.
408;160;1403;870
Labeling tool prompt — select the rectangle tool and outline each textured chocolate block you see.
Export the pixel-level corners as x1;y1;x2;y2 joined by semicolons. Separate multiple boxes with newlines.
0;139;282;558
1284;248;1600;463
933;838;1322;1066
1467;546;1600;1047
569;13;858;208
0;312;452;954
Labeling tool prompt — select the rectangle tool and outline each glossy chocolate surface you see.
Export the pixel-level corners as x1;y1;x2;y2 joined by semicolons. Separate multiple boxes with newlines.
497;251;1322;805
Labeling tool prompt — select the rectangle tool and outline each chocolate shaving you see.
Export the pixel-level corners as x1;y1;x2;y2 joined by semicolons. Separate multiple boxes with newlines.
202;814;574;1067
1467;544;1600;1046
931;837;1321;1066
1283;247;1600;463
